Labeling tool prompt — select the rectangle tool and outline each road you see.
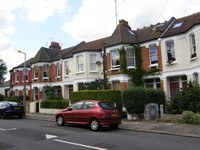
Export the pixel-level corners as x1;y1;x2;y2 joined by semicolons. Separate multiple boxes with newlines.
0;118;200;150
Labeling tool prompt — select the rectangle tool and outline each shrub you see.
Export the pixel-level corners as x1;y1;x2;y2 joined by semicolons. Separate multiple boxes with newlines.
40;100;69;109
145;88;165;105
168;82;200;114
123;87;146;114
123;87;166;114
71;90;122;111
0;94;5;101
6;95;30;103
182;111;200;124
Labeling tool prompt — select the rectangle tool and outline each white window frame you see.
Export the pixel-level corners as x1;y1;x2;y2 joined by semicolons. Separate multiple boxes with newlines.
64;60;69;76
110;49;120;69
34;65;38;79
126;46;135;69
166;40;176;63
76;55;84;73
15;70;19;82
43;64;49;78
149;44;158;65
90;53;97;71
189;33;196;58
56;62;60;77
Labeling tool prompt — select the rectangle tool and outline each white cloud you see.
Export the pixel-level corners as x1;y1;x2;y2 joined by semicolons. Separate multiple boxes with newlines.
63;0;200;41
21;0;68;22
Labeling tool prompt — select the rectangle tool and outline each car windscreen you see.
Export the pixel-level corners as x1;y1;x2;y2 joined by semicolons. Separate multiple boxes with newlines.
99;102;115;110
8;102;18;106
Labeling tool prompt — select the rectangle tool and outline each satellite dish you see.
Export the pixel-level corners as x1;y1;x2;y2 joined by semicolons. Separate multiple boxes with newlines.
96;61;102;65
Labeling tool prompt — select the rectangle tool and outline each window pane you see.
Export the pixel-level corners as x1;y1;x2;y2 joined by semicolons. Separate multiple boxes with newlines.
126;47;135;67
111;50;120;69
149;44;158;64
77;55;83;72
166;41;176;62
90;54;97;71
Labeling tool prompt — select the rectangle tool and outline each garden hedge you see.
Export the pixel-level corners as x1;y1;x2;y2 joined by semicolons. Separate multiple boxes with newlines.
71;90;122;111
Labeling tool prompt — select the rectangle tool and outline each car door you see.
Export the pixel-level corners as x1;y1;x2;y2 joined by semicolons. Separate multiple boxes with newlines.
77;101;95;124
0;102;3;116
63;101;84;123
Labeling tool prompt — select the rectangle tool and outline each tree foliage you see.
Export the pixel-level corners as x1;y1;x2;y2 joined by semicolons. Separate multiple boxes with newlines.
78;78;109;90
0;59;7;85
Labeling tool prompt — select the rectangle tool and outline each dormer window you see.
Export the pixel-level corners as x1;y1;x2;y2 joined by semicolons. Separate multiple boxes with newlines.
173;22;183;28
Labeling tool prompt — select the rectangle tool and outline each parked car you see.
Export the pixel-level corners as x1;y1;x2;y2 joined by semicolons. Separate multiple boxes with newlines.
0;101;24;119
55;100;121;131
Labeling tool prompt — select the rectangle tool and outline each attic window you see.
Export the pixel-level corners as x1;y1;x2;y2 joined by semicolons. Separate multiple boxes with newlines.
128;29;135;36
173;22;183;28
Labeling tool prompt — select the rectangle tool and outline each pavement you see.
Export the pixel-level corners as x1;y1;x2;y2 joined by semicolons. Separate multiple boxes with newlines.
26;113;200;138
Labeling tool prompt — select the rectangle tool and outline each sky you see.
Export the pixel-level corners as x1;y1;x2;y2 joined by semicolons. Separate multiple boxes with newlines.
0;0;200;81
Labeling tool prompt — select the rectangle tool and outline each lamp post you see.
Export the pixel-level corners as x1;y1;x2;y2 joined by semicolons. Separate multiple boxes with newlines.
16;50;26;116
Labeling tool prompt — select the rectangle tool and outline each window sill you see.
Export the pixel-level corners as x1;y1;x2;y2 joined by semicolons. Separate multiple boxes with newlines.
64;75;69;78
42;77;49;80
127;66;136;69
148;64;158;68
76;71;84;74
166;61;177;66
190;57;198;61
89;70;98;73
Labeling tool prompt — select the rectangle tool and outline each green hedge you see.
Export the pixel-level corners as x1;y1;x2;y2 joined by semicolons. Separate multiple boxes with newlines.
182;111;200;124
123;87;146;114
146;88;165;106
123;87;166;114
0;94;5;101
40;100;69;109
71;90;122;111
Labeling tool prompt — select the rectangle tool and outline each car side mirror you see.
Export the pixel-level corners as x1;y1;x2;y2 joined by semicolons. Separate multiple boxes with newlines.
67;108;73;111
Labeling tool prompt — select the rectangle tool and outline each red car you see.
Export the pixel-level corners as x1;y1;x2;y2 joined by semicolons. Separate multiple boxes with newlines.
55;100;121;131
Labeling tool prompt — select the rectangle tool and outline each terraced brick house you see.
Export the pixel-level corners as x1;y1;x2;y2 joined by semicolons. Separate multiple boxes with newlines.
10;58;33;98
160;12;200;99
104;19;166;90
9;12;200;111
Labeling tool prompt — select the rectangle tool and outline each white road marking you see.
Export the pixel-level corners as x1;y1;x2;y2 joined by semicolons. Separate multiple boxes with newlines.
0;128;17;131
54;139;108;150
45;134;58;139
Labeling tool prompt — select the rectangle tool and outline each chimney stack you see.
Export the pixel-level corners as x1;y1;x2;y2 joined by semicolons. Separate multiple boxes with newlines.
119;19;131;29
49;41;61;50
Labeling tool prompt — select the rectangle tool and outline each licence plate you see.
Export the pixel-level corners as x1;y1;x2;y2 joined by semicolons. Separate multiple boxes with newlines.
14;107;21;110
111;114;118;117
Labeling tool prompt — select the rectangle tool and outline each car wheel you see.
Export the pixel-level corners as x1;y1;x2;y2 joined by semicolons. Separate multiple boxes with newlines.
18;115;23;119
56;116;64;126
109;124;119;130
90;119;100;131
2;112;6;119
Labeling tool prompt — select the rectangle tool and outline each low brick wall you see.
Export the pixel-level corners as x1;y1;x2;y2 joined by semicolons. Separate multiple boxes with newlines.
39;108;62;114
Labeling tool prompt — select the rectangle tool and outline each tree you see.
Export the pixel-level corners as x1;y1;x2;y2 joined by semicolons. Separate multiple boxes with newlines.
0;59;7;85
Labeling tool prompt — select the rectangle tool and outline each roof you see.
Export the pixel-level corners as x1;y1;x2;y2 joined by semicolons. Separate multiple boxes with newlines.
73;37;110;53
106;20;138;47
31;47;62;64
106;19;168;46
62;37;109;59
162;12;200;37
13;57;34;69
136;22;167;43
